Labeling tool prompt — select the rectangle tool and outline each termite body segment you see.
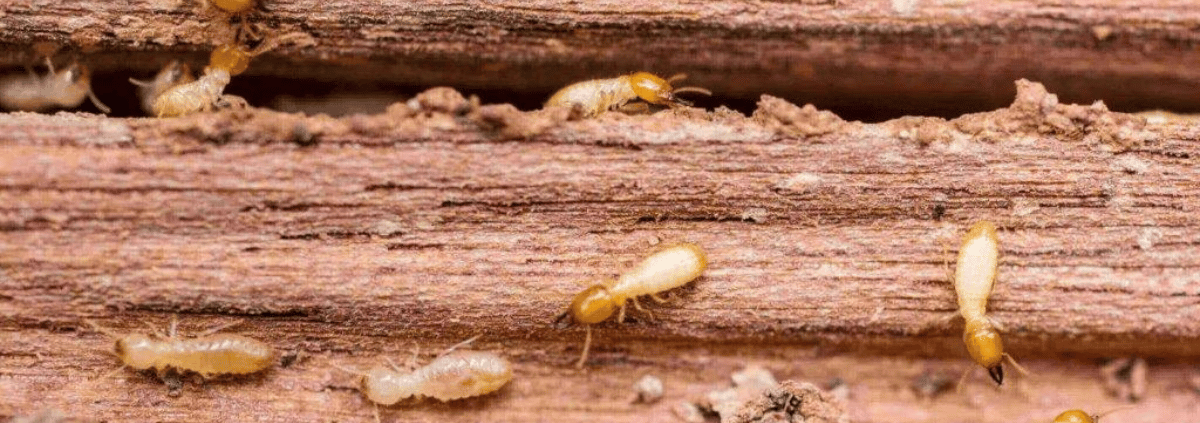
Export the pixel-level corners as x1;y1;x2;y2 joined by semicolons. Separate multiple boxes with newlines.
152;44;254;118
130;61;195;116
558;243;708;367
87;318;275;378
954;221;1020;385
0;59;110;113
357;350;513;403
545;72;711;118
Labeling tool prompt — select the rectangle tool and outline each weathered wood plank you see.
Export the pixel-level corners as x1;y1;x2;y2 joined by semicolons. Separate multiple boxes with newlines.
1;82;1198;422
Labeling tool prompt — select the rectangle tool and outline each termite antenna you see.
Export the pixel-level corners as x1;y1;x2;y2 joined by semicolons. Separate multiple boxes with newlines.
440;335;482;356
128;77;154;87
1003;353;1030;376
574;325;592;369
1095;406;1135;419
329;362;368;378
672;86;713;96
666;73;688;84
197;317;246;337
83;319;123;340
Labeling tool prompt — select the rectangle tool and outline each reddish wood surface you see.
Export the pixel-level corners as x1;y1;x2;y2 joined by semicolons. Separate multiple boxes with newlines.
1;81;1199;422
4;1;1200;118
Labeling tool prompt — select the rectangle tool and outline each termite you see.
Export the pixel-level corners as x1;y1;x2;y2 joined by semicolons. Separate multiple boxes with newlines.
1052;407;1132;423
334;336;513;406
151;43;256;118
0;58;110;113
953;221;1025;385
544;72;712;118
129;60;195;116
554;243;708;368
152;32;305;117
85;315;275;380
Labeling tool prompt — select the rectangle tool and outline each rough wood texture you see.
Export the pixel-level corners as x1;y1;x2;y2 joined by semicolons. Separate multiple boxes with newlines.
4;1;1200;118
2;80;1199;422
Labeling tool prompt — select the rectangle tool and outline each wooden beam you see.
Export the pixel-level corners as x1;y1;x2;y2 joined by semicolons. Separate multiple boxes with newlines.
2;80;1198;421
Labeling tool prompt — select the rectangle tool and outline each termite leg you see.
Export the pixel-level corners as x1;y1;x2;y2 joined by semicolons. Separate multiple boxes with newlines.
384;356;409;373
649;293;668;304
169;314;179;339
987;316;1008;332
631;297;655;321
42;57;56;75
86;89;111;114
575;325;592;369
617;302;628;324
954;367;972;394
616;102;650;114
141;319;169;339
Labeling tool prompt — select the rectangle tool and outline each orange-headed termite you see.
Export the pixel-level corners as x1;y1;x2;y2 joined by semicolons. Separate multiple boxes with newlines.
85;316;275;379
0;58;109;113
152;33;305;117
954;221;1026;385
544;72;711;118
554;243;708;368
334;336;513;405
129;60;195;116
1052;407;1132;423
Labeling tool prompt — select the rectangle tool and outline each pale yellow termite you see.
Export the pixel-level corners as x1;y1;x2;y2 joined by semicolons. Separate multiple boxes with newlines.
151;44;255;118
85;316;275;380
335;337;513;406
554;243;708;368
0;58;110;113
954;221;1025;385
152;33;306;117
544;72;712;118
129;61;195;116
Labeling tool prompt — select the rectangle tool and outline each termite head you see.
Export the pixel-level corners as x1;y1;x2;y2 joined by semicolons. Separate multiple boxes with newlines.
963;319;1004;384
48;62;92;106
113;333;160;370
209;0;256;13
1053;410;1096;423
555;282;618;328
627;72;711;107
210;44;253;76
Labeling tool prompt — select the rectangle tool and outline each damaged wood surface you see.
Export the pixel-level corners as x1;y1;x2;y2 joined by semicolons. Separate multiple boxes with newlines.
3;1;1200;117
2;82;1200;422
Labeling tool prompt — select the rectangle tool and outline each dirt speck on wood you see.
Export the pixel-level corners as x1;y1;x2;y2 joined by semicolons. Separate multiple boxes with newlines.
729;381;848;423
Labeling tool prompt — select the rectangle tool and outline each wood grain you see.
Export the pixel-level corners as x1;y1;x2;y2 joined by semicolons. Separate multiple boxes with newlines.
4;1;1200;118
1;81;1199;422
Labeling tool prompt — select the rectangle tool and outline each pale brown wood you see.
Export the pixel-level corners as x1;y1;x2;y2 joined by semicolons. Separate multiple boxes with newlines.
1;81;1199;422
